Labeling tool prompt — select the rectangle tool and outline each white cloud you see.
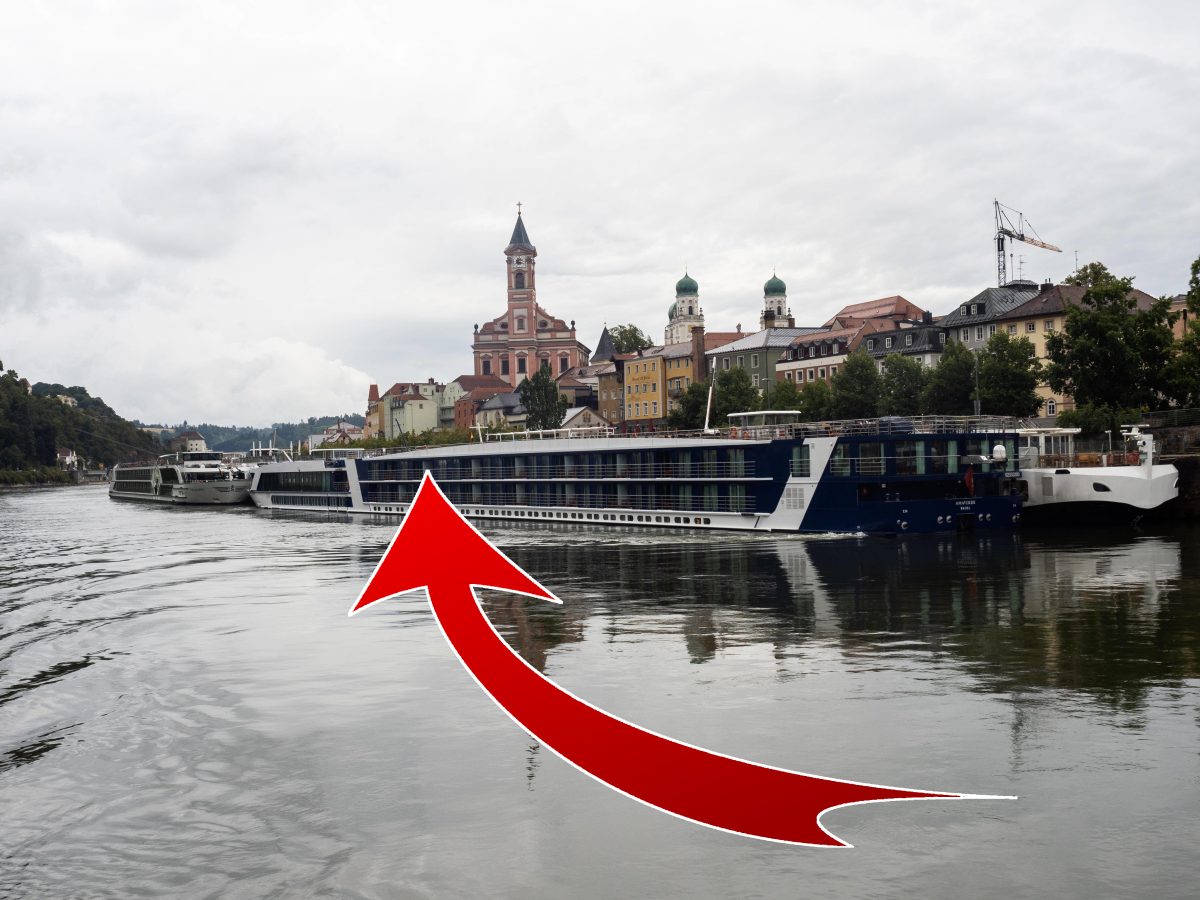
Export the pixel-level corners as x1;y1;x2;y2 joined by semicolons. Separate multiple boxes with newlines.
1;1;1198;425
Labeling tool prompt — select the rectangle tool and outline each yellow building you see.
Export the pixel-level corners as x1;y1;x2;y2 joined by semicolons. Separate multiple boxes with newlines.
992;284;1160;417
621;343;696;428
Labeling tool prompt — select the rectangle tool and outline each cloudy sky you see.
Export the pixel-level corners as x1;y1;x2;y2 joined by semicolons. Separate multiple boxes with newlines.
2;1;1197;426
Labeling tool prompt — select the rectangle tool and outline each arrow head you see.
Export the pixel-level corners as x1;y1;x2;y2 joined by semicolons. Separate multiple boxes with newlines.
350;471;559;614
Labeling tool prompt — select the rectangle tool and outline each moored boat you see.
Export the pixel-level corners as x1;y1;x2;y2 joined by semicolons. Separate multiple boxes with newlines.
1013;425;1178;524
247;414;1025;535
109;451;251;505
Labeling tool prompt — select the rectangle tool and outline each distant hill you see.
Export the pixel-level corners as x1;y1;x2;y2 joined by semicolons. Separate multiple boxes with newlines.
0;368;161;473
152;414;367;452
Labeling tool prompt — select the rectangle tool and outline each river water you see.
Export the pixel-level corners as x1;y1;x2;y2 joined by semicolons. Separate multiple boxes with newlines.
1;485;1198;898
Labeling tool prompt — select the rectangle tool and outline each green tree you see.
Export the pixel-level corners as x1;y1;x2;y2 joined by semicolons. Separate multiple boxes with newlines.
977;332;1042;417
1045;266;1177;410
712;367;760;425
797;379;833;421
609;324;654;354
767;378;803;410
517;363;568;430
829;350;882;418
1064;261;1115;288
666;380;711;430
1166;253;1200;406
877;354;926;417
921;341;976;415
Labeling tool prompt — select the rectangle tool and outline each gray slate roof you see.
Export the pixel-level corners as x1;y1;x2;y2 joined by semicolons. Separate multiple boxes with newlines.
506;214;535;253
706;327;824;355
939;281;1043;327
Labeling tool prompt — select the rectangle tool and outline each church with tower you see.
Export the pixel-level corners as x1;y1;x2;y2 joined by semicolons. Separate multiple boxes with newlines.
471;211;592;388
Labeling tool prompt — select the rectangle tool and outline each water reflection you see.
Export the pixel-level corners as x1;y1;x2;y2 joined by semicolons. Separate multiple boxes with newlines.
484;526;1195;713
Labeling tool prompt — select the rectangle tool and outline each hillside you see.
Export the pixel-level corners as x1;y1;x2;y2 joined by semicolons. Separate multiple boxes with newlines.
0;364;161;478
151;414;367;452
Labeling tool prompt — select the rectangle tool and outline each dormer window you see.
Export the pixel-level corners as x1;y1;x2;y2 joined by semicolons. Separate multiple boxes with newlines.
539;320;549;329
499;321;508;330
905;334;913;346
867;339;875;351
809;346;816;357
885;337;893;349
960;305;967;315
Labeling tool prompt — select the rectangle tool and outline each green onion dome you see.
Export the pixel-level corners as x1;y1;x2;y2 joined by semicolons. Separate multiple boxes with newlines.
764;273;787;296
675;272;699;296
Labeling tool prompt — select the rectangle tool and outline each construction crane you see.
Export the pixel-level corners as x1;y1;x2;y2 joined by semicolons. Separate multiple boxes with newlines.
994;200;1061;286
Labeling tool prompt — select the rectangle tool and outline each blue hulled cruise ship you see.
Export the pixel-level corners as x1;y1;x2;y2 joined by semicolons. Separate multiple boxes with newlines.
247;413;1024;535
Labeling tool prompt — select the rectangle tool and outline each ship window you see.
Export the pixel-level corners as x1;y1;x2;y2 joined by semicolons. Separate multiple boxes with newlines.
858;442;885;475
791;445;811;477
1092;482;1112;492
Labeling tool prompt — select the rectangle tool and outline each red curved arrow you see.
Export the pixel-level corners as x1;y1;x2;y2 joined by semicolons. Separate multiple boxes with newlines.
350;472;1011;847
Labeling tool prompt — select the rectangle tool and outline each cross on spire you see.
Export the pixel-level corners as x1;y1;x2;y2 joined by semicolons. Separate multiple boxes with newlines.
516;201;523;215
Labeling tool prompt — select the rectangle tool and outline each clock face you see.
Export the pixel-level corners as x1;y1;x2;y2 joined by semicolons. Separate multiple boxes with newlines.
512;256;527;269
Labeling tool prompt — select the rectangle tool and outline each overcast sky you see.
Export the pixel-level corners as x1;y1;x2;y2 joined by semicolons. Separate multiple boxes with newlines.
2;1;1197;426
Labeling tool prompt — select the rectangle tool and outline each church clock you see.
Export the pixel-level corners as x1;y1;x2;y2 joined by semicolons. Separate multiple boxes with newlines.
512;256;527;269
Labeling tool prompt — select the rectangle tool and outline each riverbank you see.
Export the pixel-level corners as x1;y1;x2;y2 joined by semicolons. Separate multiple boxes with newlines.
0;468;74;487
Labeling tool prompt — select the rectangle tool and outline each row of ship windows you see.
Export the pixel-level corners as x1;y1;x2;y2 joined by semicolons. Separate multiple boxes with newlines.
369;505;715;526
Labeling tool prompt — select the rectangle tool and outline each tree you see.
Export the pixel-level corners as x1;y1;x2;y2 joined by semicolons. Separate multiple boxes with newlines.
877;354;926;417
977;332;1042;417
1064;261;1115;288
797;379;833;421
666;381;711;430
1166;253;1200;406
767;378;804;410
1044;266;1177;411
609;324;654;354
829;350;882;419
712;367;760;425
921;340;975;415
517;363;568;430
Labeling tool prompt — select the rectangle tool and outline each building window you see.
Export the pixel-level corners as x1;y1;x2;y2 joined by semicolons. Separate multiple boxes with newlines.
960;328;969;342
517;356;527;374
1026;321;1036;332
939;332;946;343
652;401;658;415
516;316;526;331
737;355;744;368
482;359;491;375
885;337;893;349
867;339;875;351
560;354;570;373
501;357;510;376
989;324;997;336
651;383;656;392
905;333;913;346
960;305;967;315
1044;320;1055;332
975;327;984;341
818;367;826;380
831;366;838;376
1008;324;1017;335
809;346;816;357
722;358;730;370
807;368;815;381
752;374;760;387
1047;399;1057;416
751;354;759;367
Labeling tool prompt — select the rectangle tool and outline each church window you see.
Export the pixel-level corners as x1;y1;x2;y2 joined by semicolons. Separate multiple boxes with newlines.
482;359;491;375
514;273;525;289
560;354;569;374
516;317;526;331
499;321;508;330
501;357;510;376
517;356;527;374
540;320;548;328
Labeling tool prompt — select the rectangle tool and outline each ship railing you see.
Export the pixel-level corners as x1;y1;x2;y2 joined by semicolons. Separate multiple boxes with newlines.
360;491;756;514
725;415;1020;441
1026;452;1143;469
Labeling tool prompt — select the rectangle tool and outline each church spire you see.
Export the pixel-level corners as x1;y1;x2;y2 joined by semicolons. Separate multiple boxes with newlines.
506;209;535;253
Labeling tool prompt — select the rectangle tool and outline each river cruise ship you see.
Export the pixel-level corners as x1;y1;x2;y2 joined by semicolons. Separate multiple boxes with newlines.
247;414;1024;535
110;451;251;505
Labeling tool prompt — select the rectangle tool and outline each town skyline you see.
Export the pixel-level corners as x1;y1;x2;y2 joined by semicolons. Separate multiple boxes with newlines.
2;2;1198;426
